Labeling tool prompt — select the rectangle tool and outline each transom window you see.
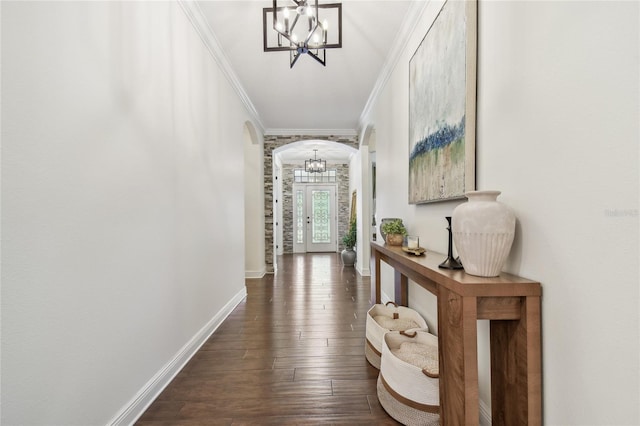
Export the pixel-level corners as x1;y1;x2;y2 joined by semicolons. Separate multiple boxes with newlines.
293;169;337;183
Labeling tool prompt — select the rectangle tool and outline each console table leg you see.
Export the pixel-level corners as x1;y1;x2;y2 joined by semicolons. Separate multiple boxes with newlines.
438;287;480;426
490;296;542;426
394;270;408;306
371;253;381;304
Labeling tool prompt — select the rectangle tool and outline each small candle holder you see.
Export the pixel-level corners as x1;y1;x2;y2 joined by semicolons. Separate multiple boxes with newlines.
404;235;420;250
439;216;463;270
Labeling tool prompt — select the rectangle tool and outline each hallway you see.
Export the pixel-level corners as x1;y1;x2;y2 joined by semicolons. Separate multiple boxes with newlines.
136;253;400;425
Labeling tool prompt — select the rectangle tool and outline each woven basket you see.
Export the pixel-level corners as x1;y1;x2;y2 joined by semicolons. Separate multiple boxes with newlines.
378;330;440;425
365;302;428;369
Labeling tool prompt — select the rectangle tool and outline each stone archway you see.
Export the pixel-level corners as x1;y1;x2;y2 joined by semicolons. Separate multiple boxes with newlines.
263;134;358;273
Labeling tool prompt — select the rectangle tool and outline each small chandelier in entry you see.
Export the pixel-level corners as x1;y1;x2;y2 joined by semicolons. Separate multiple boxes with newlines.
263;0;342;68
305;150;326;173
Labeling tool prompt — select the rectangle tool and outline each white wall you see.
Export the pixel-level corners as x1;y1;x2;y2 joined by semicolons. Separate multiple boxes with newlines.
366;1;639;424
348;151;362;270
354;128;374;276
1;1;251;424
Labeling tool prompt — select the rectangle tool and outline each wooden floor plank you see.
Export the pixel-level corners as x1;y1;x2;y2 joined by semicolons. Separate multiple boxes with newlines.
273;355;369;369
294;365;380;382
177;395;372;418
135;253;400;425
244;345;364;359
331;378;378;395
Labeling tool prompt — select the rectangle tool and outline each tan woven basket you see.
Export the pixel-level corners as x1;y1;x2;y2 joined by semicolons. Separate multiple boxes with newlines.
365;302;428;369
378;330;440;425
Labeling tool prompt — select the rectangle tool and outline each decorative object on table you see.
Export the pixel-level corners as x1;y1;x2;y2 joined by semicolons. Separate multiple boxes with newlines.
405;235;420;249
340;221;357;266
452;190;516;277
381;219;407;246
402;246;426;256
408;0;477;204
402;236;425;255
262;0;343;68
438;216;463;270
379;217;401;241
365;302;429;369
377;330;440;425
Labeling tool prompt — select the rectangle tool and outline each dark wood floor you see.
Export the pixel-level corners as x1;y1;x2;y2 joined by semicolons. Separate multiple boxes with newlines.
137;253;401;425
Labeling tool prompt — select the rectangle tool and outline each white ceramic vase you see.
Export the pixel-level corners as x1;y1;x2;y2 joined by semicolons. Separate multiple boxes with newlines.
452;190;516;277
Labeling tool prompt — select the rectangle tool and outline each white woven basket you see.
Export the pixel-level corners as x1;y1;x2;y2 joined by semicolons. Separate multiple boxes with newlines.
365;302;428;369
378;330;440;425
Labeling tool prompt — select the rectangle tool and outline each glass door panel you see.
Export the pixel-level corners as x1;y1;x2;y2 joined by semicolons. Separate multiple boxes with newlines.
311;190;331;244
307;185;336;252
293;184;337;253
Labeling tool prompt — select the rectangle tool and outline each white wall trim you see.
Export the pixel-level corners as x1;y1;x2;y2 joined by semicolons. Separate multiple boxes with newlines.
380;290;392;305
265;128;358;137
357;1;428;132
245;268;267;279
479;398;492;426
177;0;265;135
107;287;247;426
356;263;371;277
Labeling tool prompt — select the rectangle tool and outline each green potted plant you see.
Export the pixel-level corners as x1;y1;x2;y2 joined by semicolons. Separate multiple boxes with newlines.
341;222;357;266
380;219;407;246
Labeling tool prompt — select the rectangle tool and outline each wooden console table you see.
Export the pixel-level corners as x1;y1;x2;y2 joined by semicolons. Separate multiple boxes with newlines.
370;241;542;425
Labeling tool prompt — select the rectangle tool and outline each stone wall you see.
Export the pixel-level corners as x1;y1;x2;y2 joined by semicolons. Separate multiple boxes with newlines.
264;134;358;273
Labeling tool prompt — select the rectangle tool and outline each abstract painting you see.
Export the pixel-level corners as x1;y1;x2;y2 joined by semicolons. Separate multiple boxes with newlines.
409;0;477;204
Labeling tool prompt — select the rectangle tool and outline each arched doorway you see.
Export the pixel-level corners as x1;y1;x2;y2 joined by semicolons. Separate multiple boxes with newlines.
263;136;359;273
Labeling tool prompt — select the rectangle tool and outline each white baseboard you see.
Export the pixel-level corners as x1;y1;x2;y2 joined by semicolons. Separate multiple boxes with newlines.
479;398;492;426
107;287;247;426
245;267;266;279
380;290;392;305
356;264;371;277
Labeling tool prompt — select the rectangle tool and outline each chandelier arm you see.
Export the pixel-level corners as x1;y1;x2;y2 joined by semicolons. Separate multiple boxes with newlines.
306;49;327;66
275;31;297;47
289;13;301;34
290;50;302;68
272;0;278;28
304;21;320;45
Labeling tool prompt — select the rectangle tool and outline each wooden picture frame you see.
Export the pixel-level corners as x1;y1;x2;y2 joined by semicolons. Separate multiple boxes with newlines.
350;190;357;225
408;0;477;204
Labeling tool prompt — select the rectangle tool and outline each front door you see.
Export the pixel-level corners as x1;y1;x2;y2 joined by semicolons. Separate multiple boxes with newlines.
293;185;337;253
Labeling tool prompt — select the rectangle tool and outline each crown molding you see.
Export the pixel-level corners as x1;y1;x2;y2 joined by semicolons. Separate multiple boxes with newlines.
358;0;429;133
264;128;358;137
177;0;265;135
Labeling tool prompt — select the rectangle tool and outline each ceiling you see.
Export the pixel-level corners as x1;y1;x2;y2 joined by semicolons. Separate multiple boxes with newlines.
195;0;416;162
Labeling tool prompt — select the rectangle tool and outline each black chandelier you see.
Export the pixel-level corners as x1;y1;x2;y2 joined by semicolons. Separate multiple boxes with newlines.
305;150;326;173
263;0;342;68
